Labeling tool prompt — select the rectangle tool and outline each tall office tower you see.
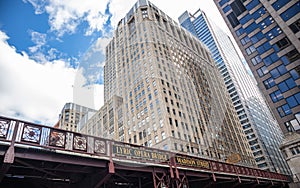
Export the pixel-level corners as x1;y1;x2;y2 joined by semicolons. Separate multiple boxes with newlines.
58;102;96;132
214;0;300;181
179;9;290;174
104;0;255;166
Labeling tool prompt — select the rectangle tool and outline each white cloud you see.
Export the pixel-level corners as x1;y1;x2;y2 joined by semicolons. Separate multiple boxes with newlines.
23;0;47;14
30;30;47;46
28;30;66;62
27;0;111;36
0;30;76;125
28;31;46;53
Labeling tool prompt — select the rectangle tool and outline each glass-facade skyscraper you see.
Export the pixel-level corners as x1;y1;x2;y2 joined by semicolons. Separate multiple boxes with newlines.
214;0;300;182
179;9;290;174
104;0;255;166
213;0;300;133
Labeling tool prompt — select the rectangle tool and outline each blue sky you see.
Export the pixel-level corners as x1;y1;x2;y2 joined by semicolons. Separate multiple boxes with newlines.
0;0;111;66
0;0;227;125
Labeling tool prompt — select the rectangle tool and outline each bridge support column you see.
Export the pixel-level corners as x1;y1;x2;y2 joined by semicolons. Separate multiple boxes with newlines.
94;160;115;188
174;174;189;188
0;121;19;182
152;168;169;188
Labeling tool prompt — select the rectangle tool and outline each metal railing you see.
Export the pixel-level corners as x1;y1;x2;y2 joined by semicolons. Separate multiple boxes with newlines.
0;115;290;183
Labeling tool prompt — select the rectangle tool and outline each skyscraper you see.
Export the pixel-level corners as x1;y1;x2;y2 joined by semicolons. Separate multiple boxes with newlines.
214;0;300;133
179;9;290;174
104;0;255;166
214;0;300;181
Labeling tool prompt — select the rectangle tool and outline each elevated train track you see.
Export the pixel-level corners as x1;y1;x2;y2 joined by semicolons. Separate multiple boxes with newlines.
0;116;290;187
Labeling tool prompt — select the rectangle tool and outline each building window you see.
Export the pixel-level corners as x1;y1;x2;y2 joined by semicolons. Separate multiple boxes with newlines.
245;22;258;34
219;0;228;7
171;130;175;137
280;2;300;21
245;45;256;55
278;78;296;93
246;0;259;10
252;7;266;20
257;42;272;54
134;135;137;143
227;12;239;28
169;118;172;125
284;49;300;63
290;68;300;80
251;55;262;65
240;36;250;45
239;14;252;25
257;66;269;77
155;135;159;143
258;163;267;168
270;65;287;79
270;90;284;102
272;0;290;11
223;5;231;13
259;16;274;30
289;18;300;33
266;27;282;40
163;144;168;150
263;53;279;66
160;119;164;127
277;104;292;117
251;31;264;44
141;8;148;19
230;0;246;17
263;77;275;89
161;131;166;140
274;37;291;52
290;146;300;155
286;94;300;108
236;27;244;36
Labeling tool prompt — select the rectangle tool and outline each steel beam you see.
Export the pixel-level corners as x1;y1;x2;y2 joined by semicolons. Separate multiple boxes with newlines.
15;158;63;179
94;173;112;188
0;163;11;182
14;147;108;168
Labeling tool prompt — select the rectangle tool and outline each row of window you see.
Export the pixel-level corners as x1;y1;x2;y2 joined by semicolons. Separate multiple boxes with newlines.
263;53;279;67
274;37;291;52
269;65;287;79
280;2;300;22
272;0;290;11
284;114;300;132
290;146;300;155
277;93;300;117
289;18;300;33
257;66;268;77
264;74;297;92
278;77;297;93
286;93;300;108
